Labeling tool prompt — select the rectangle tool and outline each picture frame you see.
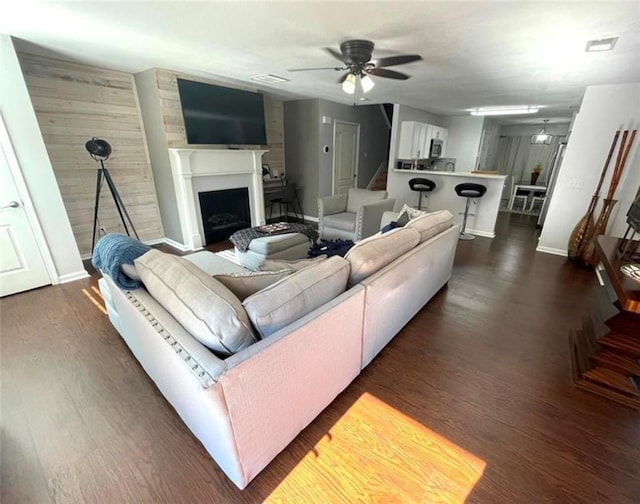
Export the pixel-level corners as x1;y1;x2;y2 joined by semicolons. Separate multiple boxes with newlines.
401;162;413;170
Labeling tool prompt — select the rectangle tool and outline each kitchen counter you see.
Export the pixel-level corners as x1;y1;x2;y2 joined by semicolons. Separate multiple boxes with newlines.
387;170;507;238
393;169;506;180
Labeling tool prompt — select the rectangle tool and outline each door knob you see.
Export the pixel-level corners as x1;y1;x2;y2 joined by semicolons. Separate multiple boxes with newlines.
1;201;20;209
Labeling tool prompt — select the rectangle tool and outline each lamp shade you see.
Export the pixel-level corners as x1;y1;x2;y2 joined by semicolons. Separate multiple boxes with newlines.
360;75;375;93
342;74;356;94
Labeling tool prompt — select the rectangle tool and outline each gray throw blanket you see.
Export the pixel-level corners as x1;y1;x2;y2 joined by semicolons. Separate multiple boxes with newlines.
229;223;318;252
92;234;151;290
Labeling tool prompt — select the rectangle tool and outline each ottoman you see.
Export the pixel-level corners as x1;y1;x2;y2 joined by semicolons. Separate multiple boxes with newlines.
235;232;311;270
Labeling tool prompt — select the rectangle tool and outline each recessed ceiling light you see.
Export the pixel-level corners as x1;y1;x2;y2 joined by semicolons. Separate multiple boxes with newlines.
469;105;539;116
250;74;290;84
585;37;618;52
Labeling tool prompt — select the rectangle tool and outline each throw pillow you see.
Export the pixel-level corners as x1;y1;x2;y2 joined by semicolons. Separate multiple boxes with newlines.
243;256;350;338
399;203;428;221
214;270;293;301
135;249;257;356
344;227;421;285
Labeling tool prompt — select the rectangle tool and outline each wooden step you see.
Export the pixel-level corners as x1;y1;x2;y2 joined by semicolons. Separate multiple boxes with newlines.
575;377;640;410
599;332;640;357
592;351;640;376
605;310;640;335
582;366;640;398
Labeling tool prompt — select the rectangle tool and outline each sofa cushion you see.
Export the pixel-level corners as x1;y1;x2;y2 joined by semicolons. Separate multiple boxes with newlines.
346;188;387;214
344;227;421;285
135;249;257;356
214;270;293;301
405;210;454;243
322;212;356;232
242;256;350;338
259;255;328;273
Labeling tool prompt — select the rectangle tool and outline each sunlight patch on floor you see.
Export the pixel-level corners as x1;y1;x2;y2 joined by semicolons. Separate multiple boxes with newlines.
265;392;486;503
82;288;107;315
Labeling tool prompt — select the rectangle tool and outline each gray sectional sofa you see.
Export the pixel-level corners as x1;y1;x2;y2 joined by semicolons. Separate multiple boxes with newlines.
98;210;460;489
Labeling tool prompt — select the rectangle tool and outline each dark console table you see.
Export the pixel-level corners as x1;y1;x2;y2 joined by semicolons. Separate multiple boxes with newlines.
570;235;640;410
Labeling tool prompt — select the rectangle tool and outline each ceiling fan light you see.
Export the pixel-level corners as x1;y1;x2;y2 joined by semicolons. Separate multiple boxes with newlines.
342;73;356;94
360;75;375;93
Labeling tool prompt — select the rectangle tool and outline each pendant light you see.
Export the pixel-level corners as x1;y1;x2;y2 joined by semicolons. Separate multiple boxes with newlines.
531;120;553;145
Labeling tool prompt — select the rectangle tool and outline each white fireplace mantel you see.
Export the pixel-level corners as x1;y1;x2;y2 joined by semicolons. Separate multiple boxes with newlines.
168;148;268;250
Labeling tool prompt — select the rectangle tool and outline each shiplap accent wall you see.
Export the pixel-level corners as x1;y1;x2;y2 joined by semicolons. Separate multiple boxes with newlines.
18;53;164;255
153;69;285;176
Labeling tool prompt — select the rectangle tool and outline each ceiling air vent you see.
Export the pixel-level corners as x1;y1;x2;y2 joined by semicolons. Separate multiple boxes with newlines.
585;37;618;52
250;74;290;84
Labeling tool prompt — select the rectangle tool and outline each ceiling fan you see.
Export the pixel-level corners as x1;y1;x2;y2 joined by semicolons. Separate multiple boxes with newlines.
289;40;422;94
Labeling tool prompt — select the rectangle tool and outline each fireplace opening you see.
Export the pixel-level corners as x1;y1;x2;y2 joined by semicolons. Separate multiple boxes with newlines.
198;188;250;244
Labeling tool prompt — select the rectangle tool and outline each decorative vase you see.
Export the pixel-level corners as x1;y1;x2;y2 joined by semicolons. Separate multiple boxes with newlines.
567;210;596;260
530;172;540;185
577;198;618;268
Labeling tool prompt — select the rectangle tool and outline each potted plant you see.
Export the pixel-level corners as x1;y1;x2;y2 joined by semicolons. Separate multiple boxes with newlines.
531;164;542;185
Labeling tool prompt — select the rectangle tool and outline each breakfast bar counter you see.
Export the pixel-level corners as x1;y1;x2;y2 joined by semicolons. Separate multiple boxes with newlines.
387;170;507;238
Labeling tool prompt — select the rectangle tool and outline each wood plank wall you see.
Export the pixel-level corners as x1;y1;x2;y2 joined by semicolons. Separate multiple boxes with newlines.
18;53;164;255
154;69;285;176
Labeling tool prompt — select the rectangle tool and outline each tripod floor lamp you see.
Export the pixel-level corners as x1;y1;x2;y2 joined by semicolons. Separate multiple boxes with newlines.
86;137;139;254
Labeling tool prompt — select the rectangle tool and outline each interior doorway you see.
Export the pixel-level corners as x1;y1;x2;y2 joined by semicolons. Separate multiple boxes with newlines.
332;120;360;195
0;115;53;296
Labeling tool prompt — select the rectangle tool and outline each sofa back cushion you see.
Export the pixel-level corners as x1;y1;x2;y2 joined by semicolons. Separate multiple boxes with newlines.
405;210;454;243
243;256;350;338
346;188;387;214
259;255;328;273
344;227;420;285
214;270;293;301
135;249;257;356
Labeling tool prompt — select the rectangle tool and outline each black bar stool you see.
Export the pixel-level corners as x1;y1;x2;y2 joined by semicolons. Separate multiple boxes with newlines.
408;178;436;210
455;183;487;240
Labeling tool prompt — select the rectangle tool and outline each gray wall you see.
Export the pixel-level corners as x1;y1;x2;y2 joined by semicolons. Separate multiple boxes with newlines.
284;99;390;218
317;100;390;192
283;99;320;217
441;116;485;171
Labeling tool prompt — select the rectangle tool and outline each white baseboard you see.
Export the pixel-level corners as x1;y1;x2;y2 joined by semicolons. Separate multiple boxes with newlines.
58;270;90;284
299;214;319;223
466;228;495;239
163;237;199;252
536;245;567;256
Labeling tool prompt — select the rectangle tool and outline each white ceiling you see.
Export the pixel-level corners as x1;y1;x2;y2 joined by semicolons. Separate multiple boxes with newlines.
2;1;639;125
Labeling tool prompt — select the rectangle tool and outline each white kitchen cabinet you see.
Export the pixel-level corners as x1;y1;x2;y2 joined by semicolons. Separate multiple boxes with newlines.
398;121;448;158
398;121;431;158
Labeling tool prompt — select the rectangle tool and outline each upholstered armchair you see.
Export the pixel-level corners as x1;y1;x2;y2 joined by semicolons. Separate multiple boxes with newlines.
318;188;395;241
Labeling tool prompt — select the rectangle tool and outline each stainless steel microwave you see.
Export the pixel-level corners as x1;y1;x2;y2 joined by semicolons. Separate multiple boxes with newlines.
429;139;443;158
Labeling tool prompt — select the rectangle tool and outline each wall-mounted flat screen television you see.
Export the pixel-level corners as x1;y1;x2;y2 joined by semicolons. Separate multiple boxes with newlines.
176;78;267;146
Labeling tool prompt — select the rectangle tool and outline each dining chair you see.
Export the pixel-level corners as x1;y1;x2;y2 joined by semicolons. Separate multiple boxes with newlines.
509;176;529;211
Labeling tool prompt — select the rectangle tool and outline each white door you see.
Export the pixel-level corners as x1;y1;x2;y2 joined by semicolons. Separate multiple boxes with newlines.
333;121;359;195
0;124;51;297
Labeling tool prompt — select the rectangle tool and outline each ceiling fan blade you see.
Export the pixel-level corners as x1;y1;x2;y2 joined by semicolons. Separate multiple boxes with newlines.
288;66;345;72
367;67;410;80
324;47;352;64
373;55;422;68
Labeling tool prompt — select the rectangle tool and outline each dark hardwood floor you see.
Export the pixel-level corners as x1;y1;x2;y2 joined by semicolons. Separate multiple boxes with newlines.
2;213;639;503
